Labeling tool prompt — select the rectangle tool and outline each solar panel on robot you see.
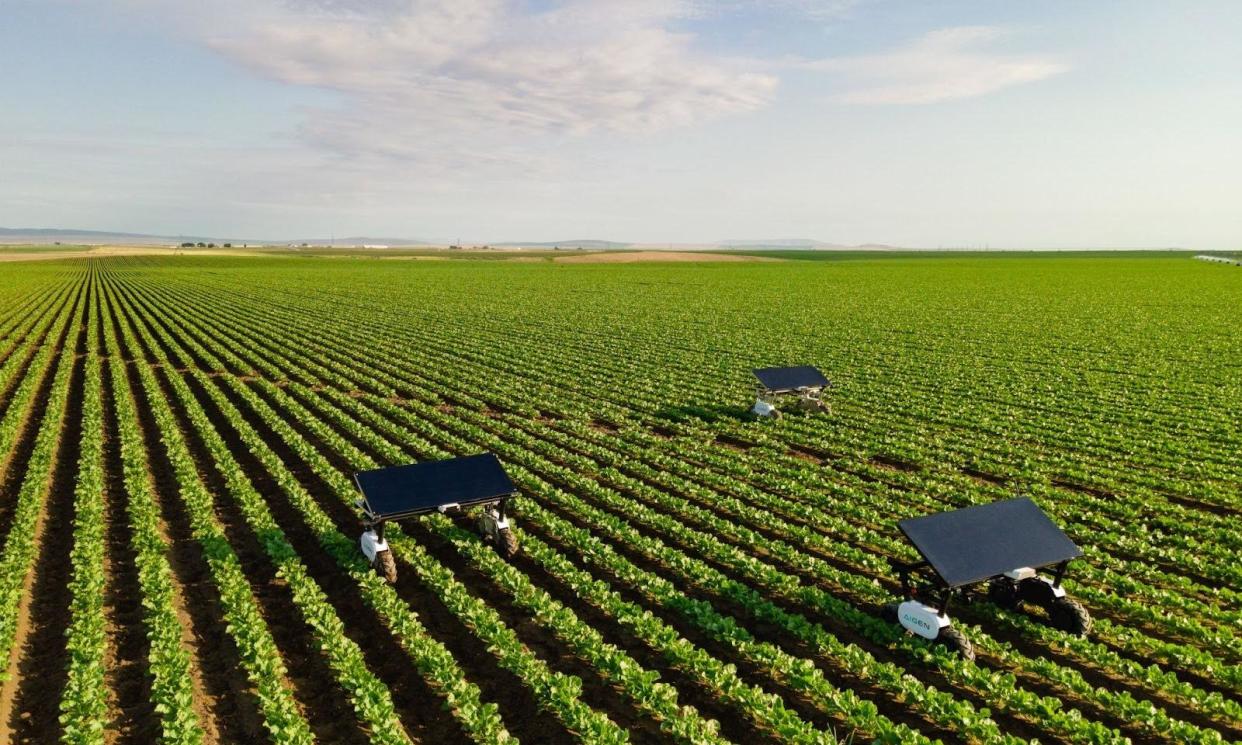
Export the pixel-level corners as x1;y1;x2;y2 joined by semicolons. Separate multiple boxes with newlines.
882;497;1091;659
750;365;832;418
353;452;521;584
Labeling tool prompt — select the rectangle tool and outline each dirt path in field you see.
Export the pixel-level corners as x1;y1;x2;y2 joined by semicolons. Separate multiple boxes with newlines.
553;250;778;263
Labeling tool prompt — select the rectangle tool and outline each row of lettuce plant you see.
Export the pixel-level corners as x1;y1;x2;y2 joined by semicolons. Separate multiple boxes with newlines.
190;272;1240;633
108;271;704;745
0;279;82;477
116;274;924;745
104;280;317;744
245;372;833;745
108;281;420;743
162;273;1232;725
99;276;203;744
0;272;88;681
588;424;1242;708
96;270;518;744
0;276;68;348
0;281;71;389
140;264;1242;705
257;268;1237;523
539;419;1242;715
118;279;1127;745
116;264;1232;740
113;270;881;745
310;360;1222;745
59;271;109;743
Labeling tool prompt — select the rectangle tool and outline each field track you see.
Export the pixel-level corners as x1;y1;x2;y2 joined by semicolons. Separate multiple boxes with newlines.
0;255;1238;744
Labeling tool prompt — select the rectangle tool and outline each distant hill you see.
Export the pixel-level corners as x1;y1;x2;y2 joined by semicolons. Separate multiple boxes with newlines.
283;237;434;247
1;227;901;251
0;227;212;245
494;240;631;249
716;238;904;250
0;227;266;246
717;238;840;248
0;227;431;247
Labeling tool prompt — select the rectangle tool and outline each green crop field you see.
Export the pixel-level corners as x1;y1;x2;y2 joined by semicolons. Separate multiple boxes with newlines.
0;252;1238;744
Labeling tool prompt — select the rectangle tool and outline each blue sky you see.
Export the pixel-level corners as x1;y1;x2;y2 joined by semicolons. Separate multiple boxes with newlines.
2;0;1240;247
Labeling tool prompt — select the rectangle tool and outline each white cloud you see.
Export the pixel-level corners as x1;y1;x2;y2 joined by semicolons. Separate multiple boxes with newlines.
120;0;777;171
804;26;1069;104
95;4;1064;176
687;0;863;21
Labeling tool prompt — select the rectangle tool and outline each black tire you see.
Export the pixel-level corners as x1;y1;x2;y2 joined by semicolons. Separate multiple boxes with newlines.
374;550;397;584
987;579;1023;610
936;625;975;661
1048;597;1092;636
497;527;519;559
881;601;900;624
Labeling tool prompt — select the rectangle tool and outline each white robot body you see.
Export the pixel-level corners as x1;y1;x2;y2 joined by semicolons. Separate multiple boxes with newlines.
751;399;778;418
897;600;951;640
360;529;390;564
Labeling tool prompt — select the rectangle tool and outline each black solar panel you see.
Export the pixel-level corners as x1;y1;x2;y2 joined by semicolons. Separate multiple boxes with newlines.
354;452;517;520
898;498;1082;588
752;365;829;393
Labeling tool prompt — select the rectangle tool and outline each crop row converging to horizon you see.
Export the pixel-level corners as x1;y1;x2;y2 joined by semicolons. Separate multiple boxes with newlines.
0;253;1237;744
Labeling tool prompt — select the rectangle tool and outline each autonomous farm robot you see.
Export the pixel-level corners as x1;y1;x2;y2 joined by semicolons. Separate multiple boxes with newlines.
883;497;1092;659
354;452;520;583
750;365;832;419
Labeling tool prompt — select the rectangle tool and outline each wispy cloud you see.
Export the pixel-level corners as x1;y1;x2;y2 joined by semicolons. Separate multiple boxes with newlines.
99;4;1064;175
116;0;777;172
803;26;1069;104
688;0;864;21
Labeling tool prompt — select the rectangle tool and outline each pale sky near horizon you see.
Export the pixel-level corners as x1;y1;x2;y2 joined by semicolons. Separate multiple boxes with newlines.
2;0;1240;248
